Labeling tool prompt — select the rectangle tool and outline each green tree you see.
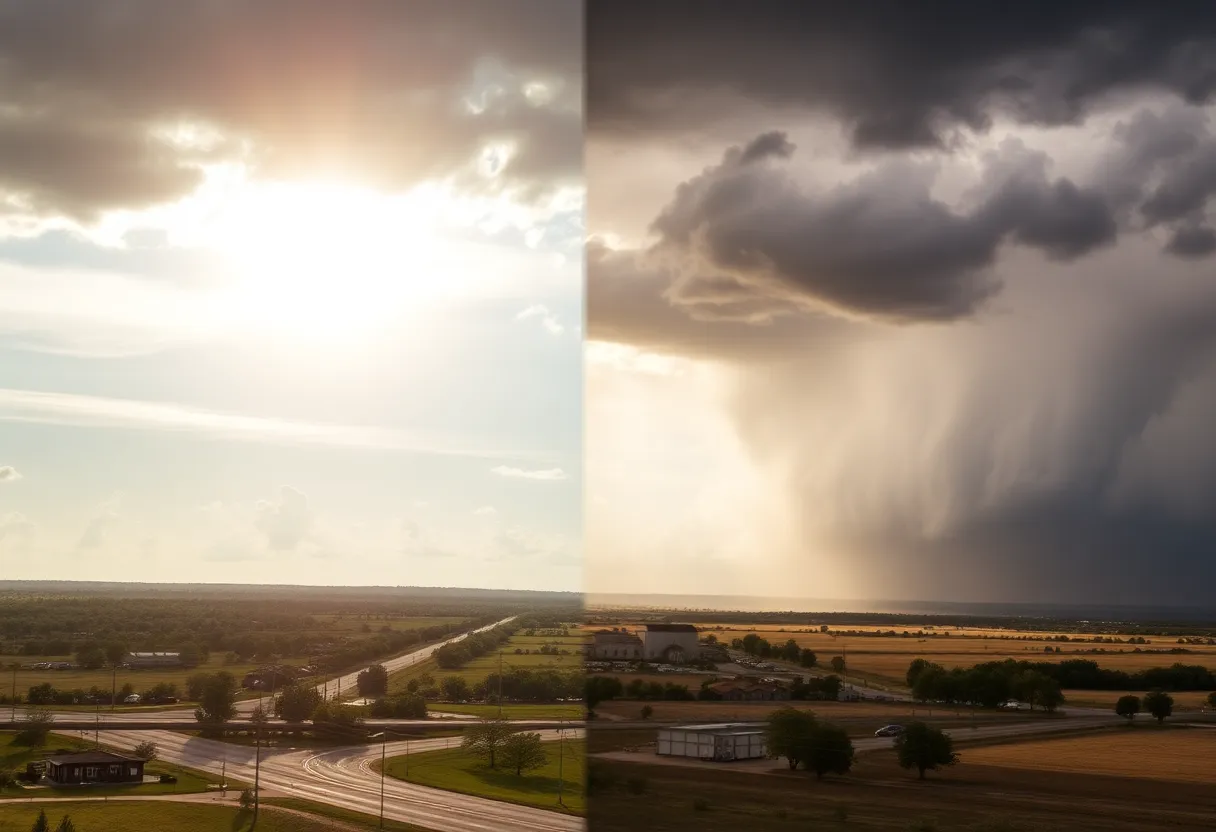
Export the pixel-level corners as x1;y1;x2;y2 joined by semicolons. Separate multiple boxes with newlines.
1115;694;1140;722
830;656;846;673
640;704;653;720
14;708;53;748
104;643;128;667
906;658;934;689
500;731;548;776
804;722;855;780
54;817;76;832
1206;691;1216;709
310;702;365;741
356;663;389;697
585;676;623;712
193;672;237;736
133;741;158;760
74;644;105;670
799;648;818;668
178;643;202;669
895;722;958;780
30;808;50;832
276;682;322;722
461;719;515;769
1143;689;1173;724
441;676;471;702
239;788;255;810
764;707;818;770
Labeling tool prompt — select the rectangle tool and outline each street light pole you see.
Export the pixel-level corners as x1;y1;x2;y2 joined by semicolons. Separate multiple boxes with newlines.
111;665;117;714
250;725;262;829
556;723;565;807
497;652;503;720
10;663;17;721
379;732;387;830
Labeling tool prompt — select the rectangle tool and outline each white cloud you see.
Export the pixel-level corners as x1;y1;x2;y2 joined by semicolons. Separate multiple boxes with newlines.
0;465;21;482
473;506;498;515
516;303;565;335
77;494;121;550
0;387;547;461
254;486;314;551
490;465;568;481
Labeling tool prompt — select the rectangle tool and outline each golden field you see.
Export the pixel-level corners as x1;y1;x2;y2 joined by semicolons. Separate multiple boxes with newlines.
963;727;1216;784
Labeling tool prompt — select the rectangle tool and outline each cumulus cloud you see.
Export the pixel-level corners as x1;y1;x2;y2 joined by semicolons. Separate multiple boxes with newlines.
0;0;581;222
490;465;568;481
77;495;121;550
254;486;313;551
0;465;21;482
473;506;498;516
516;304;565;335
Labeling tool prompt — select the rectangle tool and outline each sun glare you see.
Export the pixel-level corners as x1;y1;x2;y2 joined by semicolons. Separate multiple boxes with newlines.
199;177;448;342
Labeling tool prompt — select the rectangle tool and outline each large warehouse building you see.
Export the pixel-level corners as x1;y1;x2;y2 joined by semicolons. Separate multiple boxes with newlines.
639;623;701;663
657;724;767;762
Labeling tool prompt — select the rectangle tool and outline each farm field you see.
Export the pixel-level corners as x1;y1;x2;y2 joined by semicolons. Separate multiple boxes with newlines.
1065;689;1213;711
593;698;1052;724
587;743;1216;831
429;703;583;720
389;629;584;691
0;801;384;831
380;738;585;816
963;727;1216;784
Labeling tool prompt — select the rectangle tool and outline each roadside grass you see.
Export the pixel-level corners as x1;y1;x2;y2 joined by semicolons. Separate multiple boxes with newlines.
429;703;583;720
378;738;585;816
265;797;434;831
0;801;359;831
0;731;247;798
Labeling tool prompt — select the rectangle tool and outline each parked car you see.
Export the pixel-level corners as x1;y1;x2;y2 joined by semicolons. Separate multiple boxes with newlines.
998;699;1022;710
874;724;905;737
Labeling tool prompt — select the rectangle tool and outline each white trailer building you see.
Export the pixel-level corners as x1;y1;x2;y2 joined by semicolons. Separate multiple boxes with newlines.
656;724;767;762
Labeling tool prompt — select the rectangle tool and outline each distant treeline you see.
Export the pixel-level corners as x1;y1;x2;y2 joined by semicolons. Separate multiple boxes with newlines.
432;613;572;670
727;633;818;668
966;658;1216;692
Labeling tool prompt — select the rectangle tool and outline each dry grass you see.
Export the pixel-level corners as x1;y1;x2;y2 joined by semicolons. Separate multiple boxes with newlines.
1065;689;1213;711
964;727;1216;784
594;698;1047;723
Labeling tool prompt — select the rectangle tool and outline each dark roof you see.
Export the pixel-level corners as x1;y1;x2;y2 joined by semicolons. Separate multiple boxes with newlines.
46;751;140;766
593;631;642;643
643;624;698;633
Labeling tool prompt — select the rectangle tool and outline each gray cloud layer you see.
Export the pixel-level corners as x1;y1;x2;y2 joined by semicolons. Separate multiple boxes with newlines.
0;0;581;220
588;4;1216;605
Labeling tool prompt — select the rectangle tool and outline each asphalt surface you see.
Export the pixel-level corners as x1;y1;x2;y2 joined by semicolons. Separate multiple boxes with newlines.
89;726;585;832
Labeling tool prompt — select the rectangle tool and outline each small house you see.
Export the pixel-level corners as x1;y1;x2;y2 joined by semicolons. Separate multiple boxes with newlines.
44;751;145;785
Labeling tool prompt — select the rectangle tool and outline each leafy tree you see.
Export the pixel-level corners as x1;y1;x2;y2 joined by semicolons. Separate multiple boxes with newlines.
1206;691;1216;709
830;656;846;674
276;682;322;722
133;741;158;760
799;649;818;668
895;722;958;780
54;817;76;832
764;707;818;770
640;704;653;720
441;676;471;702
193;672;238;736
250;704;270;727
14;708;53;748
805;722;855;780
74;645;105;670
30;808;50;832
1143;689;1173;724
781;639;802;662
461;719;515;769
585;676;622;712
239;788;255;810
178;644;202;669
906;658;935;689
500;731;548;776
105;643;128;667
310;702;365;741
1115;694;1140;721
819;675;843;701
356;663;389;697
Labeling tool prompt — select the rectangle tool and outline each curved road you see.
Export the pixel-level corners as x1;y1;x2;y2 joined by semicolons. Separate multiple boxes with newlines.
88;726;584;832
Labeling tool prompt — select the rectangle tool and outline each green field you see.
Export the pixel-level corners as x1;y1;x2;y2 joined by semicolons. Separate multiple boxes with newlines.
389;631;583;692
0;801;364;831
429;703;583;720
379;738;585;816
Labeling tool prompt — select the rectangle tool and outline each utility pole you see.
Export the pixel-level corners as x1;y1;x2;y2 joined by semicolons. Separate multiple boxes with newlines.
111;665;117;714
497;652;503;719
10;663;16;721
556;723;565;807
250;724;262;829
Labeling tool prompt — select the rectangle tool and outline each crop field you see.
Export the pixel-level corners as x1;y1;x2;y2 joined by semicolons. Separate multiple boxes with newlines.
590;619;1216;684
390;628;584;691
587;743;1216;831
1064;689;1212;711
963;727;1216;784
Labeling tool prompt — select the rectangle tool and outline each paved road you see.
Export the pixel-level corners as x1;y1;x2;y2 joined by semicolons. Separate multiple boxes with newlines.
87;725;584;832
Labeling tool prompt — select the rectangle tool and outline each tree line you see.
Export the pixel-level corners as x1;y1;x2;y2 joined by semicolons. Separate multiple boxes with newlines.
906;658;1065;711
908;656;1216;698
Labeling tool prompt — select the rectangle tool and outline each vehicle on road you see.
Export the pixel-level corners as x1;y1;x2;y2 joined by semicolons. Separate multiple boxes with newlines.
874;724;905;737
998;699;1022;710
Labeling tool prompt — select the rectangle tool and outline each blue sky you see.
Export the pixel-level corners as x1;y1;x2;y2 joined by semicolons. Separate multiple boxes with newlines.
0;1;582;591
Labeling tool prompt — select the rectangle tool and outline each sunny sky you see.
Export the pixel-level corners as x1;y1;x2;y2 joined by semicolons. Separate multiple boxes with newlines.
0;0;582;591
585;1;1216;606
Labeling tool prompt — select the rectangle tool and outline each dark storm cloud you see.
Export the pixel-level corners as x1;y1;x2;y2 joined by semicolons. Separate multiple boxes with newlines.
587;0;1216;151
1165;225;1216;257
0;0;580;219
640;132;1115;322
